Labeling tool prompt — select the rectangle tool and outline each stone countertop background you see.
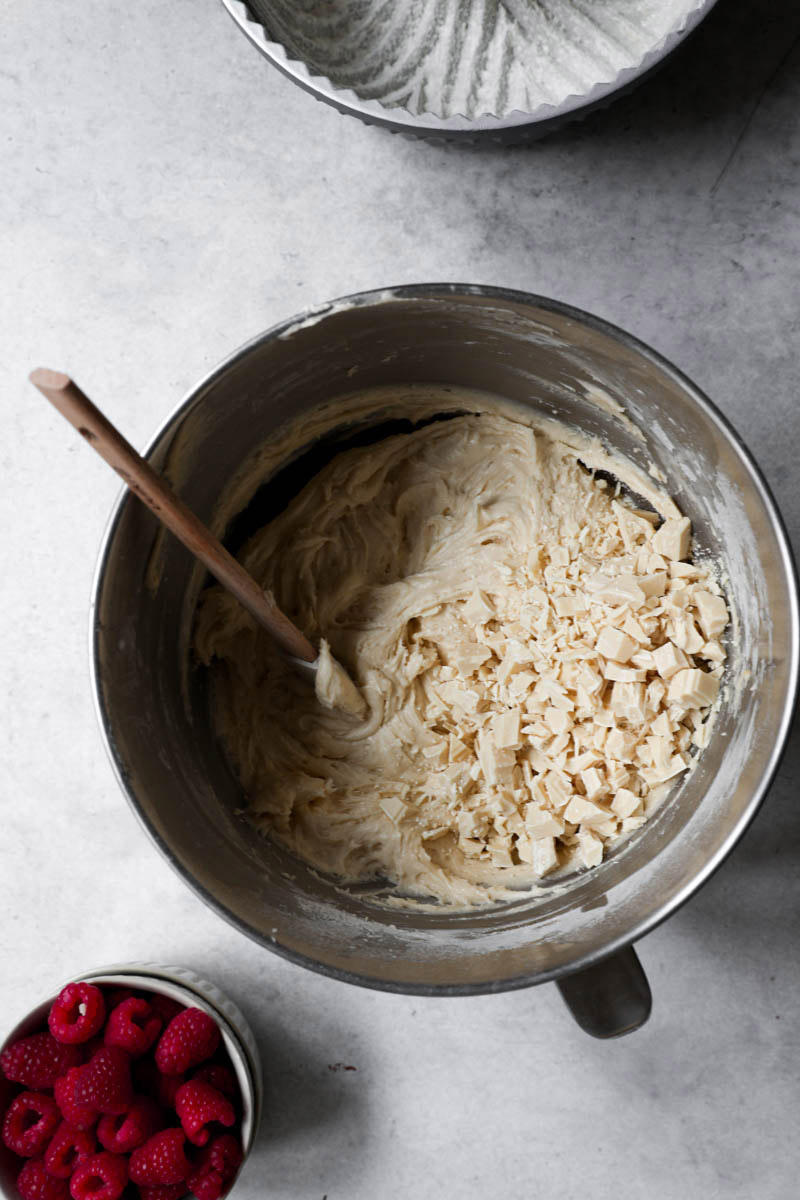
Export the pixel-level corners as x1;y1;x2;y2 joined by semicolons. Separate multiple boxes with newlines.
2;2;799;1197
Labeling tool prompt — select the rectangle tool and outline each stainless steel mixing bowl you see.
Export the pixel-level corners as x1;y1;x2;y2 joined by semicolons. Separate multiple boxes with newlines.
91;285;798;1037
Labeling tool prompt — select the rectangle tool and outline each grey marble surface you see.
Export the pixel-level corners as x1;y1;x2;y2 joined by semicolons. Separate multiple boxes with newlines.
2;2;799;1198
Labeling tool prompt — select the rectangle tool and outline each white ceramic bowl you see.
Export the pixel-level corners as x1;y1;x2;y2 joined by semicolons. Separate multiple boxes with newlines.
0;964;262;1200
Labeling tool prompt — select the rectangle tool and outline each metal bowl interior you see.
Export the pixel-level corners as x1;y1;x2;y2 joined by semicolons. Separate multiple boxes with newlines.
220;0;720;140
0;965;261;1199
92;285;798;995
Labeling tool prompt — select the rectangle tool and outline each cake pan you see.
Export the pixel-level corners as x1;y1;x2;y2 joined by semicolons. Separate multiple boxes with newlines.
221;0;720;141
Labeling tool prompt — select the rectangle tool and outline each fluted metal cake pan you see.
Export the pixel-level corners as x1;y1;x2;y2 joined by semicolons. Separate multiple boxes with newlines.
221;0;720;142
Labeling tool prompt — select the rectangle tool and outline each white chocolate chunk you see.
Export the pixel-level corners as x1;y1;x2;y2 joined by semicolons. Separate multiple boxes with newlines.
605;727;638;761
380;795;406;823
544;707;573;735
694;591;728;640
670;614;705;655
667;668;720;708
543;770;572;809
524;805;565;839
603;663;647;683
639;573;668;597
585;572;645;606
564;795;607;824
609;681;647;723
492;709;522;748
652;517;691;561
579;766;607;800
611;787;640;817
640;752;689;785
532;837;559;876
622;613;649;644
701;640;726;664
652;640;690;680
447;642;493;674
577;829;604;868
596;627;636;663
421;825;449;841
463;589;495;621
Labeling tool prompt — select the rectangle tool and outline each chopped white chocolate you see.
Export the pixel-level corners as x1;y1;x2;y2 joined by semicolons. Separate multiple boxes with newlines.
577;829;604;868
379;795;406;823
611;787;641;818
667;668;720;708
544;707;572;735
694;591;729;640
196;408;729;907
492;709;522;748
622;613;649;644
604;662;647;683
596;627;637;663
531;836;559;876
564;795;608;824
524;805;565;839
701;640;726;664
652;640;690;680
446;642;493;674
670;614;705;655
579;766;607;800
652;517;691;561
639;573;669;597
463;589;495;621
610;681;647;723
605;727;639;761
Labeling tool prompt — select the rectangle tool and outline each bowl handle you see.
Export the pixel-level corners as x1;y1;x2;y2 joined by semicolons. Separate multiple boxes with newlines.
556;945;651;1038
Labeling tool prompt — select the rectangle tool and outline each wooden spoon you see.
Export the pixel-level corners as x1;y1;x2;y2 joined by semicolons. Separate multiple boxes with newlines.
30;369;365;716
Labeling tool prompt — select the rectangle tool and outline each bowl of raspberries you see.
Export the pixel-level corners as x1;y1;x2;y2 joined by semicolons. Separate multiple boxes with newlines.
0;964;261;1200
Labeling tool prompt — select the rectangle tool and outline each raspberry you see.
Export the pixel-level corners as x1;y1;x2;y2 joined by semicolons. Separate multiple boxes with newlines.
129;1129;192;1187
49;985;106;1046
44;1122;97;1179
74;1048;133;1116
190;1066;236;1101
1;1034;82;1089
2;1092;61;1157
147;995;184;1028
97;1096;163;1154
174;1080;234;1147
154;1010;220;1076
16;1158;70;1200
186;1134;243;1200
104;999;162;1057
137;1187;188;1200
133;1059;185;1108
69;1151;128;1200
54;1069;98;1131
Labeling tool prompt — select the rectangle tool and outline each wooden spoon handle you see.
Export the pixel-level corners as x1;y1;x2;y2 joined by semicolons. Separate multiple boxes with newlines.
30;368;317;663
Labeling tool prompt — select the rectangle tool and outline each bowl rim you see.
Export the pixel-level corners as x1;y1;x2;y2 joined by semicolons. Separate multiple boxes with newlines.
219;0;720;138
89;282;800;997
